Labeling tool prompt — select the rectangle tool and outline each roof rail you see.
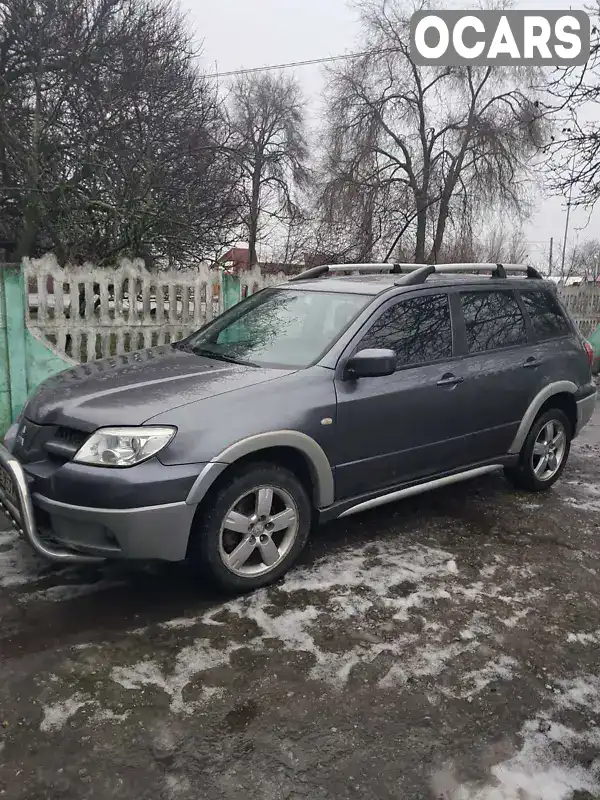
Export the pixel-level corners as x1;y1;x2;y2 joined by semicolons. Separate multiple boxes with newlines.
393;262;543;285
289;262;428;281
288;265;330;282
395;265;436;285
289;261;544;284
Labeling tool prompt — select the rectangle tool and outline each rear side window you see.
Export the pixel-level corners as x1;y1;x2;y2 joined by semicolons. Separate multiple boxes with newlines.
520;290;571;340
358;293;452;367
460;290;527;353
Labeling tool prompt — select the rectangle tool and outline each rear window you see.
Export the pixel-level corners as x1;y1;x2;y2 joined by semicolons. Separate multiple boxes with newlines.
460;290;527;353
520;290;571;340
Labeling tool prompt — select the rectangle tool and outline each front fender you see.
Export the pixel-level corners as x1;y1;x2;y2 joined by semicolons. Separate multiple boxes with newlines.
185;430;335;509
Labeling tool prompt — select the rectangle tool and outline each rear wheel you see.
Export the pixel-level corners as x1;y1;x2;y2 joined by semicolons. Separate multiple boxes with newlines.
188;463;311;593
504;408;571;492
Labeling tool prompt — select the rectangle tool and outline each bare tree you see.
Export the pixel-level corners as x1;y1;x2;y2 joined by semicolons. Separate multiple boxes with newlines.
319;0;544;263
228;71;309;266
437;222;529;264
543;2;600;208
0;0;241;265
565;239;600;281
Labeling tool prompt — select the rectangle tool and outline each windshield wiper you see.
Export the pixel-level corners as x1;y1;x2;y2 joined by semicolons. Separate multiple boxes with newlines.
191;348;256;367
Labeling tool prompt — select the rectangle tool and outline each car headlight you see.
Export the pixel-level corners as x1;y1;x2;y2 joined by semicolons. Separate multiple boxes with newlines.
73;426;176;467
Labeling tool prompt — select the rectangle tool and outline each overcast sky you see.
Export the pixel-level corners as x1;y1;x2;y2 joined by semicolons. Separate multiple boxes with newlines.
182;0;600;269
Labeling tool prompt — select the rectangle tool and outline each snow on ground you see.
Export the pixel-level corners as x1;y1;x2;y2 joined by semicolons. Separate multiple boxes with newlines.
0;530;50;588
40;693;92;732
6;501;600;800
559;479;600;513
112;638;243;713
0;528;124;600
434;677;600;799
72;539;549;715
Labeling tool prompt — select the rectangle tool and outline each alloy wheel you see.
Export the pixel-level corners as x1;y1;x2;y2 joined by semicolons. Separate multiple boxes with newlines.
218;485;299;577
531;419;567;482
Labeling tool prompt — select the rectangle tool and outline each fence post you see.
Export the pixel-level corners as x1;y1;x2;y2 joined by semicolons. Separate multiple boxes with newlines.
1;264;28;427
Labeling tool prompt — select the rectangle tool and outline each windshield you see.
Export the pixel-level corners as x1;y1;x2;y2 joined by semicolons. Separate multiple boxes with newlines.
178;288;370;368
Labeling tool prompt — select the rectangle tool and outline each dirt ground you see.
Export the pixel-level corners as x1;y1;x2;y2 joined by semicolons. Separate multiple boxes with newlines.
1;411;600;800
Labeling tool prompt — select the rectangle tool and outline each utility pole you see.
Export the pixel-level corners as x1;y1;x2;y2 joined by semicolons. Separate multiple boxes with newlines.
560;150;576;283
548;236;553;276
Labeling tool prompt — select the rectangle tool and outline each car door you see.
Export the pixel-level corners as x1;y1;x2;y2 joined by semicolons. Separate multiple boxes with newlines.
519;287;588;385
333;289;474;502
452;286;541;462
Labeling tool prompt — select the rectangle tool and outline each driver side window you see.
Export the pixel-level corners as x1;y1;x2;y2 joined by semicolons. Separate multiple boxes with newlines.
357;293;453;369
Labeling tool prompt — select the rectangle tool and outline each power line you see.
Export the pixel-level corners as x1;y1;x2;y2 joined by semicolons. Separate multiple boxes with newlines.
205;51;370;79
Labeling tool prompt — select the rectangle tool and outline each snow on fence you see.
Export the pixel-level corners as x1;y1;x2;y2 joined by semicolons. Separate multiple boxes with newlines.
24;256;222;363
238;263;294;298
558;285;600;338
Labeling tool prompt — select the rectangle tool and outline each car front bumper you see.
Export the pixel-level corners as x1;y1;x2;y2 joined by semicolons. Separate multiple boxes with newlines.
0;442;198;562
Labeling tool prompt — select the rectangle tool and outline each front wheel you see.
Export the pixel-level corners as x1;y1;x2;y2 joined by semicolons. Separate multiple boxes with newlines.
188;463;312;593
504;408;572;492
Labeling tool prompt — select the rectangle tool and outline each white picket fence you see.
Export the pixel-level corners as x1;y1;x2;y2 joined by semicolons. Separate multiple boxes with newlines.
26;256;595;367
25;256;223;363
558;285;600;338
237;263;294;297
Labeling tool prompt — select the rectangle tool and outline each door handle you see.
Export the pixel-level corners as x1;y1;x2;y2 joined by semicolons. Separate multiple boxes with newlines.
523;358;539;369
437;373;464;387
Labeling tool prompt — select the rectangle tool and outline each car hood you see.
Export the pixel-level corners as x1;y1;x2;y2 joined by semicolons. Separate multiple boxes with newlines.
23;345;295;430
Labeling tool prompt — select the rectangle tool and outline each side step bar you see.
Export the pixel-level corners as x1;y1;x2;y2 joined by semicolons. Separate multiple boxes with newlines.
338;465;503;518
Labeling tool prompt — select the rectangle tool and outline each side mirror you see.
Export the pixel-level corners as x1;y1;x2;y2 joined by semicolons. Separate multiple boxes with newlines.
343;348;396;379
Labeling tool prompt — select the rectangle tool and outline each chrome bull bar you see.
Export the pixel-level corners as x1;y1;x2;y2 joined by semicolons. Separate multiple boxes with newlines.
0;442;103;563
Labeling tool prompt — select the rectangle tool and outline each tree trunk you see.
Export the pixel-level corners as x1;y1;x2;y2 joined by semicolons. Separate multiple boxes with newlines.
430;192;452;263
414;197;427;263
248;165;261;266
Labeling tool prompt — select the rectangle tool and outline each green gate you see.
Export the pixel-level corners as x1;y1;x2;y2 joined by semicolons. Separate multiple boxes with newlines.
0;263;241;437
0;263;77;436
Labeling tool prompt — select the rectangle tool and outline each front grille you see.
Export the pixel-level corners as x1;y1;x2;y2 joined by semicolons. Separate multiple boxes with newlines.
12;421;88;464
55;427;88;449
44;426;88;463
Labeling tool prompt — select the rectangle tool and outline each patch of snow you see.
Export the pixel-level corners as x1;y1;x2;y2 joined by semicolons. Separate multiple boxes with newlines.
0;530;49;587
459;655;519;699
111;638;243;713
379;641;479;689
40;693;91;732
104;540;556;704
567;630;600;645
560;480;600;513
202;686;224;700
280;542;452;594
435;674;600;799
479;565;498;578
556;675;600;715
330;593;373;617
164;772;192;798
501;608;533;628
160;616;202;631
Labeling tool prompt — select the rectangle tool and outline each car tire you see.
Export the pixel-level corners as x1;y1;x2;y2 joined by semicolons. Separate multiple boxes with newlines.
188;462;312;593
504;408;572;492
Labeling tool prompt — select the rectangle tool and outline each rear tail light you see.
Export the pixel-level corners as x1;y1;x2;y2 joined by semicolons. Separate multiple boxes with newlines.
584;341;595;368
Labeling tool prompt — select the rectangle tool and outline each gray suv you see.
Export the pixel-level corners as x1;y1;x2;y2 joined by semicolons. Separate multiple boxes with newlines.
0;263;596;592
